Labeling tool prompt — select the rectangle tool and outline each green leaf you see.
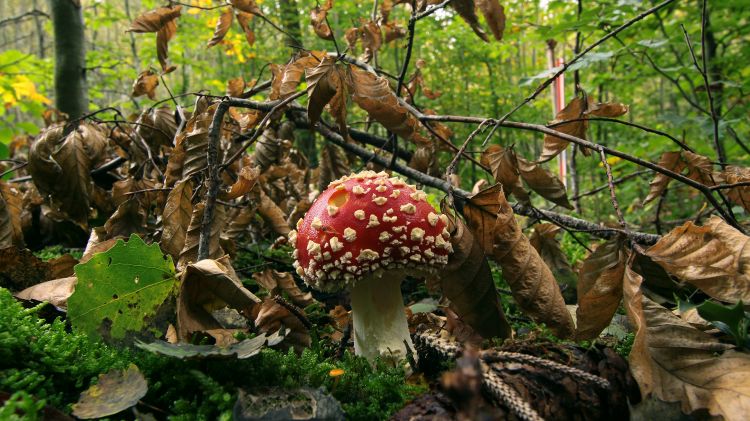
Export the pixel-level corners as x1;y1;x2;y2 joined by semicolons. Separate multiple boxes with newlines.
696;300;749;349
72;364;148;419
68;234;178;341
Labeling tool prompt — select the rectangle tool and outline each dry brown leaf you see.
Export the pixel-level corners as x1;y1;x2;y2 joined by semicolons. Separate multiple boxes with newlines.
231;0;263;15
28;123;107;227
252;269;314;307
626;293;750;421
540;97;589;162
48;254;78;279
722;165;750;212
361;21;382;57
135;106;177;150
643;151;684;204
207;8;233;48
327;304;350;342
409;144;440;176
161;179;194;260
178;202;226;270
517;155;573;209
127;5;182;33
463;184;575;338
477;0;506;41
177;257;261;341
588;102;629;118
253;128;282;172
257;189;291;235
438;212;512;339
16;276;76;308
181;105;214;179
277;52;324;99
0;181;23;248
350;65;428;145
235;12;256;46
575;237;627;340
131;70;159;99
344;27;359;52
252;297;311;352
305;56;349;139
529;223;576;302
383;21;406;43
220;166;259;201
310;0;334;40
0;247;51;291
156;18;177;72
226;76;245;97
451;0;488;42
104;197;148;238
645;216;750;302
481;145;529;203
318;143;351;191
222;204;258;240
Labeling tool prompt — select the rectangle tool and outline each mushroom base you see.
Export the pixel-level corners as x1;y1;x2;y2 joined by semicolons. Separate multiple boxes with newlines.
350;273;416;367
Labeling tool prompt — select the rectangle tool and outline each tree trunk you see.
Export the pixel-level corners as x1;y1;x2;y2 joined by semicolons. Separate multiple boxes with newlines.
48;0;88;119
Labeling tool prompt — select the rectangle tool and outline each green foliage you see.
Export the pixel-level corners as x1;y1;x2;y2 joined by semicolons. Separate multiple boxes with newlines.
0;391;47;421
0;287;420;420
68;234;178;342
614;332;636;358
680;299;750;350
33;245;83;261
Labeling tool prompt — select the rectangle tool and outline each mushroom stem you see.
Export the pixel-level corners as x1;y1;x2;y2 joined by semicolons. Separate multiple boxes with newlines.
350;273;416;366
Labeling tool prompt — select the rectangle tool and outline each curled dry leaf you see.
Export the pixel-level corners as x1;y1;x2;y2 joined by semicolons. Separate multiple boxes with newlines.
28;123;107;227
135;106;177;150
361;21;382;57
540;96;629;162
177;202;226;270
235;12;256;46
477;0;506;41
463;184;575;338
231;0;263;15
451;0;489;42
383;21;407;43
252;297;311;352
529;223;576;301
72;364;147;419
104;197;148;238
156;18;177;72
481;144;529;203
722;165;750;212
127;5;182;33
252;269;314;307
226;76;245;97
278;51;326;99
177;257;261;341
575;237;627;340
625;282;750;421
161;179;194;260
516;156;573;209
644;150;722;204
318;143;351;191
131;70;159;99
310;0;334;40
645;216;750;303
220;165;260;201
257;189;291;235
207;8;233;48
180;105;214;179
0;181;23;248
305;56;349;138
350;65;428;145
438;212;512;339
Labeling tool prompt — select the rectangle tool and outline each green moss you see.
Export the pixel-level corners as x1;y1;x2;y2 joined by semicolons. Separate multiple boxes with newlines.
0;288;422;420
614;332;635;358
33;245;83;261
0;391;47;421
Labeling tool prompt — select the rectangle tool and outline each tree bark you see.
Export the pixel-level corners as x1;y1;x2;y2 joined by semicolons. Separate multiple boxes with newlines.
48;0;88;119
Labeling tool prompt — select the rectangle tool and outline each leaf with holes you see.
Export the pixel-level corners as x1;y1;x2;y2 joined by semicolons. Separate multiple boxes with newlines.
68;234;178;342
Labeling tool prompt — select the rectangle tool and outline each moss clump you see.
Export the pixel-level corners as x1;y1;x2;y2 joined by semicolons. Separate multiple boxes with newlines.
33;245;83;261
0;287;423;420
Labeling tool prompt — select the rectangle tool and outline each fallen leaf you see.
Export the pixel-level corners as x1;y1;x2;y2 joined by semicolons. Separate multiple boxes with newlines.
257;190;291;235
72;364;147;419
220;165;259;201
0;181;23;248
645;216;750;303
161;179;194;260
68;234;178;342
16;276;77;308
575;237;627;340
104;197;148;238
463;184;575;338
177;257;260;341
0;247;51;291
252;297;311;352
48;254;78;279
177;202;226;270
252;269;314;307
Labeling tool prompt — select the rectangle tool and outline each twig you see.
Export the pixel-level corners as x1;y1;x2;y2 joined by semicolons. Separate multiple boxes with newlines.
272;295;312;330
495;0;676;126
389;5;419;168
445;120;490;179
599;150;627;229
570;170;649;200
548;117;694;152
0;9;48;28
681;18;725;166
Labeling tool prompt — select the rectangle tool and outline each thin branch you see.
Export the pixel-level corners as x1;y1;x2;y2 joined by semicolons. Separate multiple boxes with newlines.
496;0;676;125
570;170;649;200
0;9;48;28
389;5;419;168
599;150;627;229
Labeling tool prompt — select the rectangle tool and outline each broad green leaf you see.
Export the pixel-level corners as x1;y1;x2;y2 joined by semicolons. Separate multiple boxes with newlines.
69;234;178;341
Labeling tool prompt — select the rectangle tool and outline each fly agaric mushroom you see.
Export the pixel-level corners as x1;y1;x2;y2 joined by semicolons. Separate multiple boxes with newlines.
289;170;452;364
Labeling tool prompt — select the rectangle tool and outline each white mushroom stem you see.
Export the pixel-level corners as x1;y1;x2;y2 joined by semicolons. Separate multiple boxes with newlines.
350;273;417;366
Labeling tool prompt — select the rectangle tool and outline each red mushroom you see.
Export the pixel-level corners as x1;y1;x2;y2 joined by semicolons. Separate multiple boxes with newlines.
289;170;452;364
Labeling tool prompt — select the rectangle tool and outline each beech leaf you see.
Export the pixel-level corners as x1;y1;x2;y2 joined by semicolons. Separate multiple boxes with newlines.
0;181;23;248
477;0;506;41
305;56;349;139
252;269;314;307
451;0;489;42
517;155;572;209
235;12;256;46
463;184;575;338
72;364;147;419
481;144;529;203
161;179;194;260
575;237;627;340
310;0;334;40
131;70;159;99
128;6;182;33
231;0;263;15
438;214;513;339
207;8;233;47
645;216;750;303
722;165;750;212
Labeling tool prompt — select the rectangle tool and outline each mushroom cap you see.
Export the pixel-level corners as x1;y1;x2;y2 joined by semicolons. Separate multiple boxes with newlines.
289;170;452;292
